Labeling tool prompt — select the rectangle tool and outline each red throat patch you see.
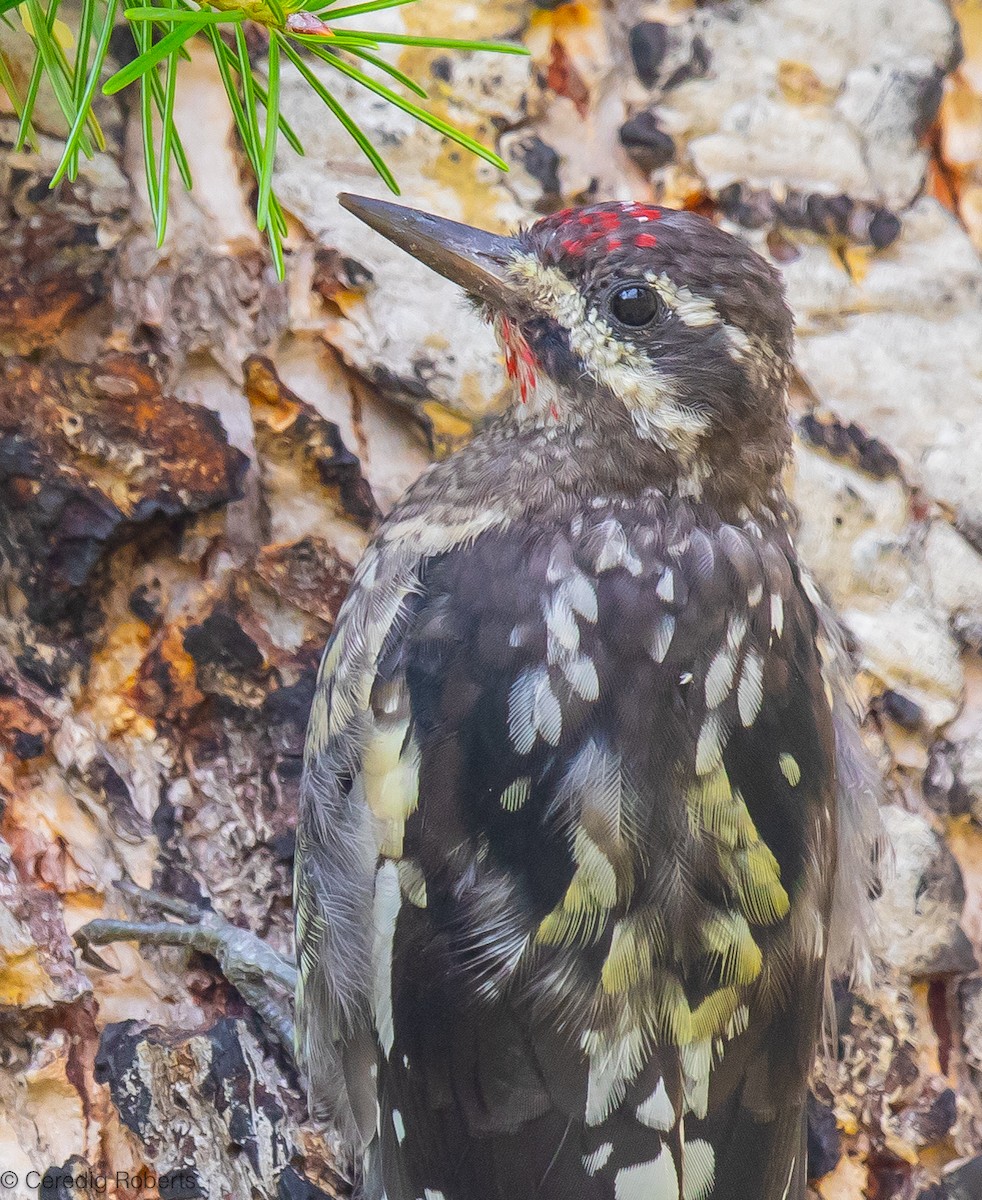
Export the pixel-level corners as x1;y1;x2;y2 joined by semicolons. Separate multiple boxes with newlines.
499;316;540;406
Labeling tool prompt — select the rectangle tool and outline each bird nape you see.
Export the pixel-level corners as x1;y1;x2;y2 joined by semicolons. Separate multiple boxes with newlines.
293;196;880;1200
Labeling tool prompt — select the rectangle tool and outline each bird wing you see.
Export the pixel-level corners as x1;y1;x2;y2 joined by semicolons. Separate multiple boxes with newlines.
296;495;842;1200
294;499;518;1137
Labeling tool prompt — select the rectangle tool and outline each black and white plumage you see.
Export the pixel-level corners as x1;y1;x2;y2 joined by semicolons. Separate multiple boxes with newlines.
295;197;880;1200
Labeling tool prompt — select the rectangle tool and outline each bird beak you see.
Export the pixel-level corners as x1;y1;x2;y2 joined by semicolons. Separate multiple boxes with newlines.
338;193;524;310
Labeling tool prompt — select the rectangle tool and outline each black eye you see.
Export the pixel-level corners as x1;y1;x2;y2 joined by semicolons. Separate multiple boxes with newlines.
609;283;662;327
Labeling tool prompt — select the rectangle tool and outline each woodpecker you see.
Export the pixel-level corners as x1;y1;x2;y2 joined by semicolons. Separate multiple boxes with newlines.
295;196;880;1200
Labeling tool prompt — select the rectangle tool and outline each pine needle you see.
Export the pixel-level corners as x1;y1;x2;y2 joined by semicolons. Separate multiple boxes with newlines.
4;0;529;277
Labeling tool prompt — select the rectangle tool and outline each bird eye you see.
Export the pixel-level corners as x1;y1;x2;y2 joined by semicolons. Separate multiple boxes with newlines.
609;283;662;328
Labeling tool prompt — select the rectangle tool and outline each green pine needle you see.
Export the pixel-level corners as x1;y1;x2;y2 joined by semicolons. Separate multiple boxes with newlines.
104;20;218;93
344;31;530;54
14;54;46;151
52;0;118;182
311;0;417;19
256;31;280;229
346;46;427;98
307;42;510;171
154;20;180;242
1;0;529;278
281;37;398;193
0;46;40;150
122;8;248;22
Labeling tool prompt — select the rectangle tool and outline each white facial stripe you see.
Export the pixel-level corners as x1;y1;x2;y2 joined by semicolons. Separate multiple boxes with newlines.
647;273;718;328
506;254;709;455
647;271;768;373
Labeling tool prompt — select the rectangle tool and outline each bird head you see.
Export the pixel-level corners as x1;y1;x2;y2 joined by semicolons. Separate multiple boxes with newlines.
340;195;794;515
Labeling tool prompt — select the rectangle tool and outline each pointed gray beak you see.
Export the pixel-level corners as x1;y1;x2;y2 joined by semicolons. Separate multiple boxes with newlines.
338;193;525;310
